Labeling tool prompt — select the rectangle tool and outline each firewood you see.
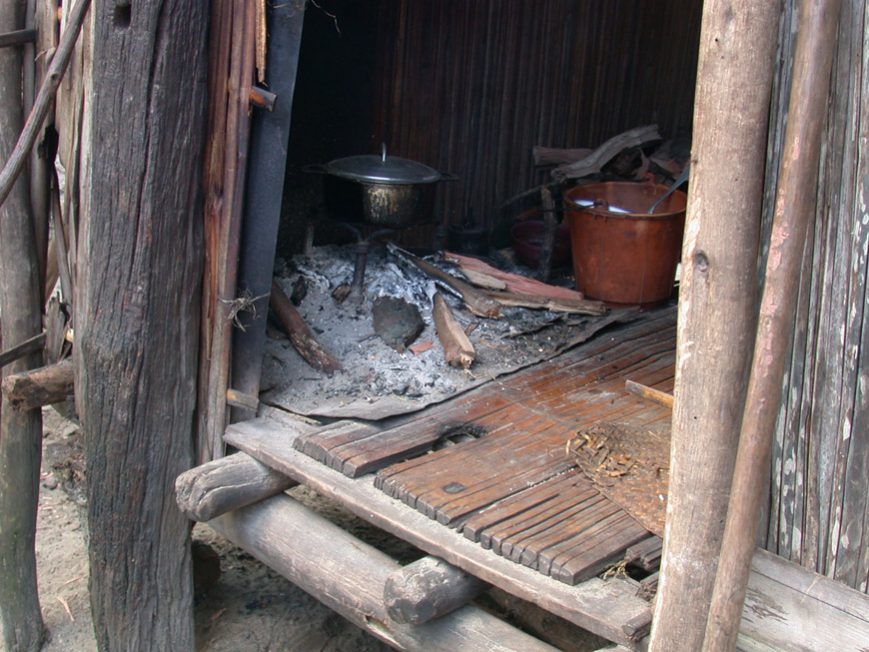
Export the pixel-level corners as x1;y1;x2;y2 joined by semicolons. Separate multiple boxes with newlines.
270;279;342;374
551;125;661;182
444;251;587;303
532;146;593;166
487;290;607;316
433;293;475;369
460;268;507;291
1;359;74;410
388;243;501;319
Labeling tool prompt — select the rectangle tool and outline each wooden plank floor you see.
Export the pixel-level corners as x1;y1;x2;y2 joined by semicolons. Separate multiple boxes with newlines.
372;310;676;584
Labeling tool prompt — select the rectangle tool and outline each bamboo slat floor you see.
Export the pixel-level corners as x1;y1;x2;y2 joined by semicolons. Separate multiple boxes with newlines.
291;307;677;585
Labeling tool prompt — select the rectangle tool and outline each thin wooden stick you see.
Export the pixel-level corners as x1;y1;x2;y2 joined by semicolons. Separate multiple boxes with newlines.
704;0;843;648
0;332;45;369
624;380;673;409
0;0;91;211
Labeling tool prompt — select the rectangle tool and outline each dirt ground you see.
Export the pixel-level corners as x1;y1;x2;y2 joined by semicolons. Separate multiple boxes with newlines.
34;403;608;652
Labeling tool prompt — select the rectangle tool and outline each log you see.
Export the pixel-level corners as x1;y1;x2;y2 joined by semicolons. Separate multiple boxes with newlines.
0;0;45;645
389;243;502;319
648;1;782;650
384;556;489;625
433;293;475;370
76;0;208;647
532;146;593;167
270;279;342;374
487;290;607;316
624;380;674;409
2;359;74;410
704;0;843;648
551;125;661;182
444;251;587;303
175;452;295;523
212;494;557;652
537;187;558;282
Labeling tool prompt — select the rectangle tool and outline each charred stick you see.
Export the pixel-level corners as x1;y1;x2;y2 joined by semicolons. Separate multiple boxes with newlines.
387;243;501;318
432;292;475;370
487;290;607;316
270;279;341;374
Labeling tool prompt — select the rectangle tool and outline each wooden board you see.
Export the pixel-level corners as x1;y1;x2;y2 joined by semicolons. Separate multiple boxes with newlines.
223;418;653;648
372;312;675;583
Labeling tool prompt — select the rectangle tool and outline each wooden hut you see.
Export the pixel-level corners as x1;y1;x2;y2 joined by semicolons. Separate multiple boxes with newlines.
1;0;868;650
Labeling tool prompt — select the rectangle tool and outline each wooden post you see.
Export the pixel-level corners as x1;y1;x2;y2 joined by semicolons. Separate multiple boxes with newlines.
648;1;782;650
76;1;209;648
704;0;843;647
0;1;45;648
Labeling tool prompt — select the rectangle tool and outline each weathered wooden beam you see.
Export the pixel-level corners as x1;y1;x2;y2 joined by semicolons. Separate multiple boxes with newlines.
212;494;557;652
384;556;489;625
704;0;844;648
175;452;295;523
77;0;209;647
2;359;73;410
648;1;782;649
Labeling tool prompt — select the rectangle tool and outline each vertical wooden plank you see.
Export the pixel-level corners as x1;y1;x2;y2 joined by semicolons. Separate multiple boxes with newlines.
76;0;209;647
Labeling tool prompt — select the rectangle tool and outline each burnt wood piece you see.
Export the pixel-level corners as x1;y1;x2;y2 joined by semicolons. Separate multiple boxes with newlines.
224;418;653;647
0;0;46;644
537;186;557;282
225;388;259;412
175;452;296;522
197;0;257;463
432;292;475;369
0;331;45;369
705;0;844;646
229;0;306;423
487;290;607;316
2;359;74;410
384;556;489;625
212;494;558;652
649;0;782;647
551;125;661;182
444;251;588;302
388;244;502;318
372;295;424;353
270;278;341;374
76;0;209;647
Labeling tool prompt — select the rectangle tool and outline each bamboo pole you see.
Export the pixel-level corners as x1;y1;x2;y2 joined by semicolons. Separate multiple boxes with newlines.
648;2;782;650
704;0;843;648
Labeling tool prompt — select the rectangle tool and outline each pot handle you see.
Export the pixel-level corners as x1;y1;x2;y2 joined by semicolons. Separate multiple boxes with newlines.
439;172;459;182
301;164;328;174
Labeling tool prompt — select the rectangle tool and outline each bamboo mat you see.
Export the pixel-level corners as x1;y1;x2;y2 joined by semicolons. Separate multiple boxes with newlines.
295;307;677;584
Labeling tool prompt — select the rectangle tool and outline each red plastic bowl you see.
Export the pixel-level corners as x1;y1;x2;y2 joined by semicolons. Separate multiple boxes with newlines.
510;220;571;267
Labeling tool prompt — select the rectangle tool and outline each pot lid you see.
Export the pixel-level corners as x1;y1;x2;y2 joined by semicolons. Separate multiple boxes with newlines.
325;144;441;185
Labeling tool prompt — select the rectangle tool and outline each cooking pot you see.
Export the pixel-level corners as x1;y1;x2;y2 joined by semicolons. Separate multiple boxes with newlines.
305;144;456;228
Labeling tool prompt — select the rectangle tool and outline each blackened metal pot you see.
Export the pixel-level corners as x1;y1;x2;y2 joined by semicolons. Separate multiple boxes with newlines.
305;145;455;228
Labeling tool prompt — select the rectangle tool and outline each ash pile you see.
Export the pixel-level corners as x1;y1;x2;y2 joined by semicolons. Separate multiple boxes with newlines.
260;244;619;421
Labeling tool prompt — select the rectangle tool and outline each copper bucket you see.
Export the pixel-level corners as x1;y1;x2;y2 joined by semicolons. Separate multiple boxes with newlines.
564;182;687;307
